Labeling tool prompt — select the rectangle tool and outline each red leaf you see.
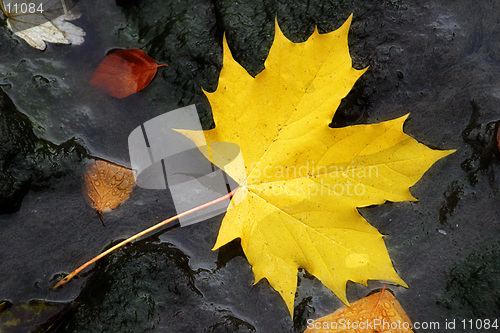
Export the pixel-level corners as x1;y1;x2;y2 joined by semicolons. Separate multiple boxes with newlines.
89;49;167;98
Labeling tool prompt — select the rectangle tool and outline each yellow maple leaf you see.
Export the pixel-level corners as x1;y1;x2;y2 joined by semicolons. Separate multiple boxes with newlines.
180;15;454;316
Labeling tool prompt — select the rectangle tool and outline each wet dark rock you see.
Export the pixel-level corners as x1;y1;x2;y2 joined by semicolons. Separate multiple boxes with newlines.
437;244;500;320
213;0;274;78
0;300;77;332
460;100;499;186
59;241;257;333
118;0;222;114
0;89;87;213
439;181;464;224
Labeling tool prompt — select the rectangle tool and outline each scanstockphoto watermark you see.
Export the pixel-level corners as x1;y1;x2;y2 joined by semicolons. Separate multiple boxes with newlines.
250;161;379;199
306;318;413;331
307;318;499;331
249;160;379;181
262;177;369;199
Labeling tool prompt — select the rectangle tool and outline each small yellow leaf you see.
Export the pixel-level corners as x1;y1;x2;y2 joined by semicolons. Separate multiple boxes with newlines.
83;159;136;214
304;290;412;333
180;15;454;317
0;300;76;332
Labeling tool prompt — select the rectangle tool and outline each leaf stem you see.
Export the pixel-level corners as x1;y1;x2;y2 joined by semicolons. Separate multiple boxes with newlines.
53;186;239;289
370;283;387;316
0;1;8;17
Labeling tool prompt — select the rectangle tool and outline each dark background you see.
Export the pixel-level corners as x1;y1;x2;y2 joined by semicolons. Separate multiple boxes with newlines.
0;0;498;331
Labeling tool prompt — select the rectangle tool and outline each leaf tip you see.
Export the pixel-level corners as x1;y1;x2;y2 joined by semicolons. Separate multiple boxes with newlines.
201;86;213;97
392;277;409;289
273;15;286;42
386;272;409;289
356;65;369;77
347;12;354;24
342;13;354;31
222;32;232;61
443;148;457;156
312;24;320;38
400;112;411;121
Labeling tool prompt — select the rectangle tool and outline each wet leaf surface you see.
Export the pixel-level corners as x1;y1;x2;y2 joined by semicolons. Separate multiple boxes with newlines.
304;289;412;332
83;158;136;213
89;49;166;98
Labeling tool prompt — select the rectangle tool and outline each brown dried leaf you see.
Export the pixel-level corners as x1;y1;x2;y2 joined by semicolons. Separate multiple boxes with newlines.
83;159;136;213
304;290;412;332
